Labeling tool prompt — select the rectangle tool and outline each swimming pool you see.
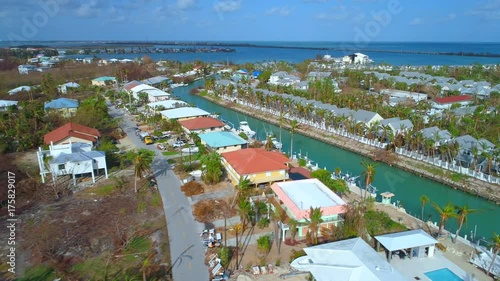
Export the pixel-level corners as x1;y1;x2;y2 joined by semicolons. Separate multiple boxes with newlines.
424;268;463;281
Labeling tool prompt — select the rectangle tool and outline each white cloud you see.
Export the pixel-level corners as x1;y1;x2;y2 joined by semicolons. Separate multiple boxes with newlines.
467;0;500;21
265;6;294;17
315;5;350;21
440;13;456;22
213;0;242;14
409;17;423;25
76;1;101;18
177;0;197;10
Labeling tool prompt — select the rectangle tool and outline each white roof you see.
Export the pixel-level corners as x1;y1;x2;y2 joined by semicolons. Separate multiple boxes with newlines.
291;238;407;281
375;229;437;252
147;100;188;109
159;107;209;120
0;100;18;107
278;178;345;210
8;86;31;94
131;84;170;97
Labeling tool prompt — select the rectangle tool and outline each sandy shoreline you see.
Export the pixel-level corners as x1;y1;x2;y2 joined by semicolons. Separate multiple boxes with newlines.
199;94;500;204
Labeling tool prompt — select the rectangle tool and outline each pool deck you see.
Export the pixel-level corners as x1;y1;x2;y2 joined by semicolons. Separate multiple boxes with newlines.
382;250;477;281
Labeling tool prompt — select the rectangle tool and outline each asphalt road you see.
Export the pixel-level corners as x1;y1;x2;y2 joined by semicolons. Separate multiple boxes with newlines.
108;103;209;281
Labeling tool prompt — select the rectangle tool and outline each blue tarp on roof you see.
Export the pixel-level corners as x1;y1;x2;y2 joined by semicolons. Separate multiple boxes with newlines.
44;98;79;109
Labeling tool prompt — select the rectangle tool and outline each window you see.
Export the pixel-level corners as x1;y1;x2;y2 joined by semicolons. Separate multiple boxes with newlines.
58;164;65;170
266;172;271;177
279;170;285;175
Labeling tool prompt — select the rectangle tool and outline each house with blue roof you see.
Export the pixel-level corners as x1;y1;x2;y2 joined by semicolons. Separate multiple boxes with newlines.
44;98;79;117
198;131;248;153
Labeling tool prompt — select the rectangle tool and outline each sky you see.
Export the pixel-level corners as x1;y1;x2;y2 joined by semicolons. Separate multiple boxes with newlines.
1;0;500;42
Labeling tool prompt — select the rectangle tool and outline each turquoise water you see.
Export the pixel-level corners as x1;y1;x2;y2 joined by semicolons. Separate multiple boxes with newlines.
172;80;500;240
425;268;463;281
5;41;500;65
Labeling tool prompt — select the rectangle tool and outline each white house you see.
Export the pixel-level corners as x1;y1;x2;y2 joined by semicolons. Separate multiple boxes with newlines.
269;71;289;85
57;82;80;94
431;95;472;110
352;109;383;127
18;64;36;74
159;107;210;121
146;100;188;111
37;141;108;185
0;100;18;111
130;84;170;102
8;86;31;95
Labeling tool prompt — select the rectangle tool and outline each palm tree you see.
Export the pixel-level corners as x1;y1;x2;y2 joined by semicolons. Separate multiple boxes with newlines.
288;219;299;242
432;202;457;237
420;195;429;221
129;149;155;193
289;119;299;158
304;207;323;245
231;176;252;207
453;205;478;243
360;159;377;199
265;135;273;151
487;232;500;275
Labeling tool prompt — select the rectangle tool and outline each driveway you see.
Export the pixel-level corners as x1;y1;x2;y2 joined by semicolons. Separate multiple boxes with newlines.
108;103;208;281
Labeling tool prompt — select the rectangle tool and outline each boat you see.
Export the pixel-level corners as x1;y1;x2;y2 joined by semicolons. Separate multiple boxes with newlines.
170;83;187;88
271;137;282;149
238;121;256;138
181;146;199;154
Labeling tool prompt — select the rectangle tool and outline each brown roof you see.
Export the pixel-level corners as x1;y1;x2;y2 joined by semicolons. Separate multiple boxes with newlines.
178;117;225;130
434;95;472;104
44;123;101;144
222;148;290;175
289;167;311;179
124;81;142;91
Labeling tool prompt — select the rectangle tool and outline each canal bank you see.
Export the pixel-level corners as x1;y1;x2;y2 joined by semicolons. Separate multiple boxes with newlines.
172;80;500;240
203;94;500;204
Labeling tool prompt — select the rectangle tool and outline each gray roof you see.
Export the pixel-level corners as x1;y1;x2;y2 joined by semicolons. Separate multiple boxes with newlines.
453;135;479;150
141;76;170;85
352;109;379;123
334;107;354;118
419;126;452;140
478;138;495;150
451;106;478;117
215;79;234;87
381;117;401;126
390;119;413;131
51;150;105;164
308;72;331;79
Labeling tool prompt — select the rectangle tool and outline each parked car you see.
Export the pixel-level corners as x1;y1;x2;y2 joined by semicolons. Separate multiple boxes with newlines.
172;141;186;148
156;144;166;150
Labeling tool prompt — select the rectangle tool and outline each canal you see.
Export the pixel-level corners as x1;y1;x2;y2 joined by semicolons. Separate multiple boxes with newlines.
173;80;500;241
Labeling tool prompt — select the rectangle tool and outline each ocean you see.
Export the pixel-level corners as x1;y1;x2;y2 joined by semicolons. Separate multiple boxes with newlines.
2;41;500;66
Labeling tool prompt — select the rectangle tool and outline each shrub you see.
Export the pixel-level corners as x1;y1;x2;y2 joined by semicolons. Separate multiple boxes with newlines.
218;247;232;267
364;210;407;235
180;181;204;196
298;158;307;167
275;258;281;266
257;234;272;254
289;249;306;263
257;218;270;229
238;132;248;140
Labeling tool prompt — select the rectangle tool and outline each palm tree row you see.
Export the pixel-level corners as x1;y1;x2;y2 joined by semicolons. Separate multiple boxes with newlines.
211;82;499;177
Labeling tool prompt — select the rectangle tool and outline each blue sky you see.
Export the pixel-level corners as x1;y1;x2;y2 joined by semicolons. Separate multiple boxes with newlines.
1;0;500;42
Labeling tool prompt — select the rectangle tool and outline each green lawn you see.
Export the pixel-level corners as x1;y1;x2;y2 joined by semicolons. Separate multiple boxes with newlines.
162;151;179;156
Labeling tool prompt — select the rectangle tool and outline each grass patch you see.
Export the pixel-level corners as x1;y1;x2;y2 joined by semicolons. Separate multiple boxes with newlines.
125;236;151;254
167;159;176;164
95;184;115;196
18;265;58;281
150;192;163;207
449;172;469;182
162;151;178;156
365;210;408;236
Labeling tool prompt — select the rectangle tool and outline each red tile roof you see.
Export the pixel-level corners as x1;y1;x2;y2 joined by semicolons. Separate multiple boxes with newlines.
124;81;142;91
44;123;101;144
178;117;225;130
434;95;472;104
289;167;311;178
222;148;290;175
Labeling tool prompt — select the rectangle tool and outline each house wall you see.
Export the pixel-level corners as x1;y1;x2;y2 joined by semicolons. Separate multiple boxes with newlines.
182;126;224;135
47;107;77;118
213;144;242;154
92;80;106;86
222;158;288;185
50;160;93;176
297;221;340;237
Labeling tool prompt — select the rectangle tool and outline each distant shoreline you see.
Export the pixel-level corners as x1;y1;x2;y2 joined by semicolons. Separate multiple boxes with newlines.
7;41;500;58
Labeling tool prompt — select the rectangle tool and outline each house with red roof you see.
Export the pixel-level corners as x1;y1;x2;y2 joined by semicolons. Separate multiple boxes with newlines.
271;178;347;239
432;95;472;110
178;117;226;134
221;148;291;185
44;123;101;146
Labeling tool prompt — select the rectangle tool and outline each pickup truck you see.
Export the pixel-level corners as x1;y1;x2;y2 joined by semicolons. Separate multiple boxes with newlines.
144;136;154;145
171;141;186;148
